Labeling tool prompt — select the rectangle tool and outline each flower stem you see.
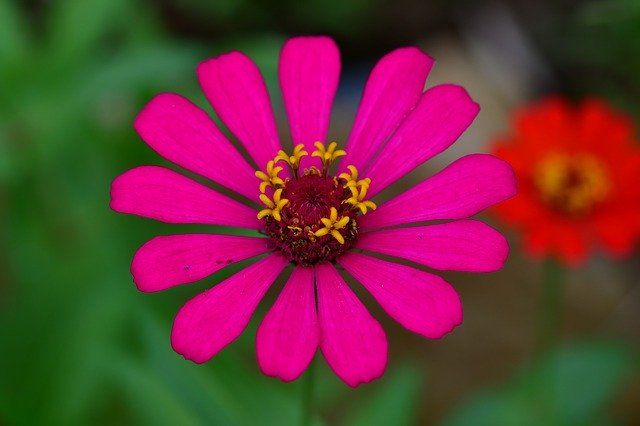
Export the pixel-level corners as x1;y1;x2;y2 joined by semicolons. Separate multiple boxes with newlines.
535;258;565;355
302;356;317;426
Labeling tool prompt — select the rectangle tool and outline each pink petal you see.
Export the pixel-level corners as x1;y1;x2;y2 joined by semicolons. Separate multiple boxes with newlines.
132;234;270;293
356;220;509;272
364;84;480;197
338;252;462;339
110;166;261;229
198;51;282;169
134;93;259;203
256;265;319;381
360;154;516;230
339;47;434;174
171;253;288;363
279;36;340;170
315;262;387;387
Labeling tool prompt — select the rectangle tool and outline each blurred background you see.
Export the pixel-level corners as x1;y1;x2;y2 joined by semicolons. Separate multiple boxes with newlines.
1;0;639;424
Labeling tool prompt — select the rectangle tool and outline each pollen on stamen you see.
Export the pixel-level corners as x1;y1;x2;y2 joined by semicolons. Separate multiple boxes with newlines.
255;142;375;265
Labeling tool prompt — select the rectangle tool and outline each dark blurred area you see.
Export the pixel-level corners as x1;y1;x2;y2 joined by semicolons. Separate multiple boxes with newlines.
1;0;639;425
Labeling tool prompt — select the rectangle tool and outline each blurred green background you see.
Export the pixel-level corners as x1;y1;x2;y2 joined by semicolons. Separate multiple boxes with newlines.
1;0;639;425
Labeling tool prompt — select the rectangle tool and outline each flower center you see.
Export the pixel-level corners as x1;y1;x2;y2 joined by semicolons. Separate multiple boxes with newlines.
534;152;611;215
255;142;376;265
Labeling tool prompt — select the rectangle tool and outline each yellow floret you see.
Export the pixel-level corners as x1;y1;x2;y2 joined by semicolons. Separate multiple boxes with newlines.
255;160;284;193
257;188;289;222
275;143;308;171
314;207;350;244
345;179;377;215
312;141;346;169
338;165;359;182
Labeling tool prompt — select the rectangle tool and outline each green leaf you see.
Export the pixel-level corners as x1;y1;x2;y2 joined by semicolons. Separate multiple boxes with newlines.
46;0;133;58
136;309;241;426
205;342;305;426
342;363;425;426
441;340;637;426
76;43;202;101
0;0;28;61
108;354;202;426
134;307;309;426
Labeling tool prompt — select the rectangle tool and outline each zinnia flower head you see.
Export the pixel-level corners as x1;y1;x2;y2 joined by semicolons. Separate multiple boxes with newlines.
492;96;640;266
110;36;516;387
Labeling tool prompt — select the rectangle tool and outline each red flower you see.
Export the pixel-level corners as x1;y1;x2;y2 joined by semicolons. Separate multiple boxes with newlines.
492;96;640;265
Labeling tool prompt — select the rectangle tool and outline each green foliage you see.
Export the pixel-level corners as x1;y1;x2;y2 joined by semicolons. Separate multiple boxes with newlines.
106;309;305;426
342;363;425;426
0;0;201;423
441;341;638;426
0;1;311;424
540;0;640;115
0;0;27;60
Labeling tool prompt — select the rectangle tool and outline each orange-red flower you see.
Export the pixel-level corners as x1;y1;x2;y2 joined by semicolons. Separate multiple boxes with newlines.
492;97;640;265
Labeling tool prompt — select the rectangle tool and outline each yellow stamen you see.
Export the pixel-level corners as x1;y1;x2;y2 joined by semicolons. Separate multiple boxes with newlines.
312;141;346;170
534;152;610;214
345;178;377;214
275;143;308;171
314;207;350;244
339;164;373;201
255;160;284;193
345;177;371;189
338;165;358;182
257;188;289;221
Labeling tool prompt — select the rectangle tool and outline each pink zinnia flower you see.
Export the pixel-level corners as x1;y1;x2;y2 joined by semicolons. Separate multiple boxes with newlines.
110;36;516;387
